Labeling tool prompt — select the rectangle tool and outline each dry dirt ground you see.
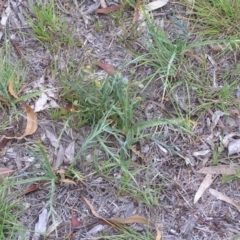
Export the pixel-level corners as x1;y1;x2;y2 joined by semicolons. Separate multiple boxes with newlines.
0;0;240;240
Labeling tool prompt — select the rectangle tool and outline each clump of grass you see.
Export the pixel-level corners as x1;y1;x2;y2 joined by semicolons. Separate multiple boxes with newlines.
127;11;240;121
60;71;140;132
125;14;188;95
0;48;23;105
0;179;25;239
13;143;60;229
26;0;77;50
0;46;30;134
0;45;41;137
188;0;240;39
118;179;162;206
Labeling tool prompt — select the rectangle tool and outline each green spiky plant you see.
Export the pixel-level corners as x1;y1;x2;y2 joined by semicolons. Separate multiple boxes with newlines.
60;71;140;132
0;48;23;105
0;178;25;239
12;143;58;217
187;0;240;39
26;0;78;50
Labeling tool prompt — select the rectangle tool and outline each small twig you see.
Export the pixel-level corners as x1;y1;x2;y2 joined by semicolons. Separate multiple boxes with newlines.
10;38;26;64
56;0;100;17
56;0;72;15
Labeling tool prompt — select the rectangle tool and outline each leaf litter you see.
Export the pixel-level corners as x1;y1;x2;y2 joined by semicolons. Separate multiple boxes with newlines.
194;174;215;204
197;164;240;175
3;77;38;139
209;189;240;212
82;195;161;240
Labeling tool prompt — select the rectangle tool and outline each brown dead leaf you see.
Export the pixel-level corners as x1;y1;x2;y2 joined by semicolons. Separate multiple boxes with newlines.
96;60;117;75
0;167;15;178
71;210;81;227
64;103;72;112
6;77;38;139
55;169;65;174
82;195;161;240
184;51;205;65
0;130;13;149
197;164;240;175
95;4;122;14
209;188;240;212
8;77;19;99
0;138;9;149
4;102;38;140
23;184;41;195
17;182;47;198
0;96;9;104
194;174;214;204
132;7;140;24
209;43;224;52
56;168;80;185
60;179;77;185
130;145;148;163
22;102;38;135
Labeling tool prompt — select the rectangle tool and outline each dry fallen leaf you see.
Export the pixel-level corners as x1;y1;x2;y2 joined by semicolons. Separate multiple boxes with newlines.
6;78;38;139
209;43;224;52
8;77;19;99
100;0;107;8
46;130;59;149
228;139;240;156
144;0;169;11
33;208;48;240
96;60;117;75
17;182;47;198
197;164;240;175
34;92;60;112
64;141;75;163
209;188;240;212
71;211;81;227
56;169;78;185
194;174;214;204
132;6;140;24
211;110;225;131
0;96;9;104
82;195;161;240
0;167;15;178
131;145;148;163
0;130;14;149
222;132;240;147
59;179;77;185
22;184;42;195
5;103;38;139
193;150;211;157
95;4;122;14
54;144;65;170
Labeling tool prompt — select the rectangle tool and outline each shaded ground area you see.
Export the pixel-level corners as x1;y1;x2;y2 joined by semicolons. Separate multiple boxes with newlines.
0;0;240;239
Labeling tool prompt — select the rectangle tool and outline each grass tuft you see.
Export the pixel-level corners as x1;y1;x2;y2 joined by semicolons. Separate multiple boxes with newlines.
0;179;25;239
188;0;240;39
26;0;78;51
